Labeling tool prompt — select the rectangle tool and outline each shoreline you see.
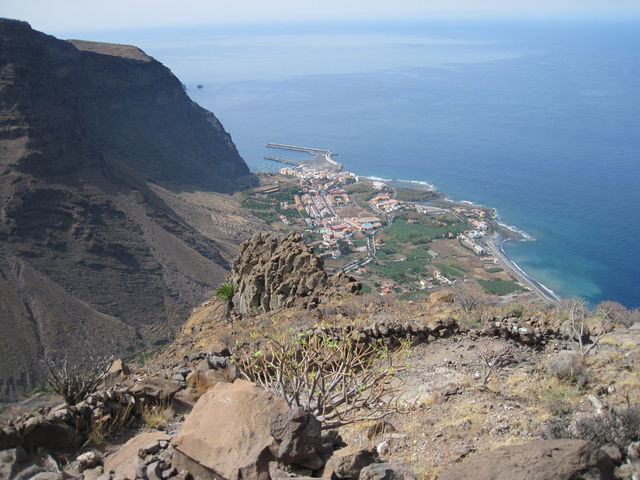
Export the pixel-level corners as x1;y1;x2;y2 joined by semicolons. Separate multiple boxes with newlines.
375;174;561;304
259;163;562;305
484;232;560;304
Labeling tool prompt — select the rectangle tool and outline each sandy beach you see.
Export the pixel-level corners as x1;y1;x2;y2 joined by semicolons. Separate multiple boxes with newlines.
484;232;559;305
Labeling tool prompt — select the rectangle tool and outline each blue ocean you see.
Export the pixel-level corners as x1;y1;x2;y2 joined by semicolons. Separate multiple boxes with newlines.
69;20;640;307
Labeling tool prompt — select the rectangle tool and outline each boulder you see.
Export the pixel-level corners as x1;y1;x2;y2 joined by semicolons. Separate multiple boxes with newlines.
628;441;640;462
80;466;103;480
324;446;380;479
0;426;20;450
22;419;78;452
516;322;536;344
173;388;200;413
435;439;615;480
103;431;170;479
171;379;290;480
359;463;415;480
185;369;226;395
270;407;322;465
23;472;62;480
131;377;181;403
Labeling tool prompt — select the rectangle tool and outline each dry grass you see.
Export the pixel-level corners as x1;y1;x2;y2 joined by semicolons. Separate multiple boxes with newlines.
407;456;441;480
84;402;133;446
192;373;211;397
140;401;172;429
538;377;582;416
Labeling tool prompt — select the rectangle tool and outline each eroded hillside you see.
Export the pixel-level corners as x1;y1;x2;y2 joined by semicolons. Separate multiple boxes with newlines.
0;18;257;400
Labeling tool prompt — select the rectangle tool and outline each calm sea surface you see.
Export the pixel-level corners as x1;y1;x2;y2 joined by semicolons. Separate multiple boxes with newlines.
73;20;640;307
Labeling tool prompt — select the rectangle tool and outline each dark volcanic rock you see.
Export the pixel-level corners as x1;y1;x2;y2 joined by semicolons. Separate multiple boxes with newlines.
229;233;361;316
0;18;255;401
270;407;322;465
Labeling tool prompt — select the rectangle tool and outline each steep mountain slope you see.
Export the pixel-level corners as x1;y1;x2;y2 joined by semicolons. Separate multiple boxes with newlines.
0;18;256;401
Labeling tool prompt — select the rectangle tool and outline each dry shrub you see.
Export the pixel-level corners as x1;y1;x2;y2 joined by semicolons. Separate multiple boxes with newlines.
573;405;640;451
597;300;640;327
541;381;580;416
546;354;590;389
46;355;112;405
192;373;211;397
545;404;640;453
477;343;514;386
558;298;613;359
504;302;526;318
337;298;368;319
316;303;338;319
452;285;487;315
189;371;225;396
85;402;132;446
140;401;172;429
235;323;412;429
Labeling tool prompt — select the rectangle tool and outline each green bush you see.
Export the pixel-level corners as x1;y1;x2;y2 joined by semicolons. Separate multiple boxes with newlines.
215;281;235;317
215;282;235;303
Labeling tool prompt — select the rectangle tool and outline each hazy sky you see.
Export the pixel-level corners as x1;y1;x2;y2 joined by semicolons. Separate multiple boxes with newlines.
2;0;640;33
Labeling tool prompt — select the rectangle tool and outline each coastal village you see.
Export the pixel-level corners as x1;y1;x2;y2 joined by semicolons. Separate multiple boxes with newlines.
245;148;536;302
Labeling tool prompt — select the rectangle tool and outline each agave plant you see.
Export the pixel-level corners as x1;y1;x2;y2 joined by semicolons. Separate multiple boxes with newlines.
215;281;235;318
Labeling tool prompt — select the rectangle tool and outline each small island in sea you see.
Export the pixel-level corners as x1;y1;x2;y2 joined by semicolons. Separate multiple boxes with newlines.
246;142;558;305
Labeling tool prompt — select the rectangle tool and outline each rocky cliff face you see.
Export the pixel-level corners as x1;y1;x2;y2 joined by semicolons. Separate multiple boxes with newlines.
229;233;361;316
0;19;256;401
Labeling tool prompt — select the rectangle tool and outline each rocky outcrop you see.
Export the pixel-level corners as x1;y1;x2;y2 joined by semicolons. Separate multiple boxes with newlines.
435;439;615;480
0;18;256;400
229;233;361;316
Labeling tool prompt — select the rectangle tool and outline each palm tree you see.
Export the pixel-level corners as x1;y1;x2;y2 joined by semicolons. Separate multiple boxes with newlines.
215;281;235;319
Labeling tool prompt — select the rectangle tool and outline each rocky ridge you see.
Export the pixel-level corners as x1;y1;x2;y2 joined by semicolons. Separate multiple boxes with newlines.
0;18;256;400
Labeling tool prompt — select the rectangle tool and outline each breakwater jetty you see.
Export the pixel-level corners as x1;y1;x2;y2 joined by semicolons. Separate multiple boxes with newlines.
264;155;302;166
266;143;343;171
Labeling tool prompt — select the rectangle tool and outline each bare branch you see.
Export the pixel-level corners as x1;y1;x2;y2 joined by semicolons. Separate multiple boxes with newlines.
478;343;513;386
234;325;411;429
46;355;113;405
559;298;612;359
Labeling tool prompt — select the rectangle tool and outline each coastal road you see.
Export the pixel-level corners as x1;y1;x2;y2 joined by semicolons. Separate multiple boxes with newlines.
484;234;559;305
